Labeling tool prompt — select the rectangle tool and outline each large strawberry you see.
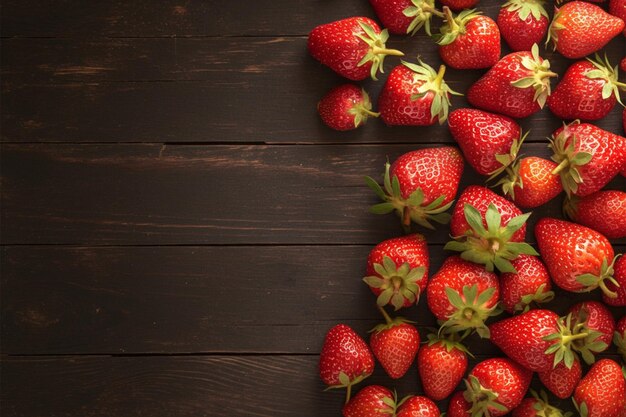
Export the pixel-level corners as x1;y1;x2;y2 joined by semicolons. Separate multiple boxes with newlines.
614;316;626;362
567;301;615;364
365;147;463;230
437;8;501;70
547;56;626;121
445;186;538;274
497;0;549;51
319;324;375;402
549;121;626;197
448;391;471;417
464;358;532;417
535;218;619;298
308;17;404;80
318;85;379;131
343;385;395;416
610;0;626;35
603;256;626;307
369;0;442;36
497;156;562;209
378;60;461;125
396;396;440;417
512;390;570;417
369;306;420;379
418;333;470;400
564;190;626;239
467;44;556;119
573;359;626;417
548;1;624;59
363;234;429;310
499;255;554;314
426;256;500;337
447;108;522;177
538;357;582;399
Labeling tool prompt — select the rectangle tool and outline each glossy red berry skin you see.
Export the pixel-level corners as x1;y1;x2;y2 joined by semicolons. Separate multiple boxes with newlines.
610;0;626;35
370;322;420;379
440;0;478;11
603;256;626;307
538;358;582;399
343;385;395;417
566;190;626;239
318;85;374;131
448;391;471;417
439;15;501;70
510;157;562;209
319;324;375;387
369;0;414;34
500;255;553;314
573;359;626;417
569;301;615;350
396;396;440;417
418;339;468;400
498;3;549;51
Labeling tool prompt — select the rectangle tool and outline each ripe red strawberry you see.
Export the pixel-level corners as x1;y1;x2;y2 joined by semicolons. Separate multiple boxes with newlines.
378;60;461;126
497;156;562;209
467;44;556;118
538;357;582;399
343;385;395;417
512;390;570;417
535;218;618;297
365;147;463;230
369;0;442;36
418;333;470;401
549;121;626;197
363;235;429;310
308;17;404;81
573;359;626;417
445;185;538;273
610;0;626;35
603;256;626;307
614;316;626;362
464;358;532;417
499;255;554;314
318;85;379;131
548;1;625;59
497;0;549;51
319;324;375;402
426;256;500;337
448;392;471;417
567;301;615;364
564;190;626;239
396;396;440;417
440;0;478;12
547;56;626;121
447;108;522;177
437;8;501;70
369;306;420;379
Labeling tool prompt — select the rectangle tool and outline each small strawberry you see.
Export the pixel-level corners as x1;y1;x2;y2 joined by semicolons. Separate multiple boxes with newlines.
467;44;557;119
497;156;562;209
549;121;626;197
396;396;440;417
564;190;626;239
308;17;404;81
538;357;582;399
318;85;379;131
378;60;461;126
363;234;429;310
614;315;626;362
445;186;538;273
437;8;501;70
567;301;615;364
535;218;619;298
343;385;395;417
464;358;532;417
448;391;471;417
498;0;549;52
603;256;626;307
548;1;625;59
369;0;442;36
440;0;478;12
426;256;500;337
447;108;523;177
573;359;626;417
369;306;420;379
610;0;626;35
512;390;571;417
547;55;626;121
499;255;554;314
365;147;463;230
319;324;375;402
418;333;470;401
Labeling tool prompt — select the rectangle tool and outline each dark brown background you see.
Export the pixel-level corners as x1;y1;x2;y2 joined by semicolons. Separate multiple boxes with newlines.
1;1;624;416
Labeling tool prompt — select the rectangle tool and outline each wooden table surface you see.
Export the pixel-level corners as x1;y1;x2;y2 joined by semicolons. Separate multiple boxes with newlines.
1;1;624;416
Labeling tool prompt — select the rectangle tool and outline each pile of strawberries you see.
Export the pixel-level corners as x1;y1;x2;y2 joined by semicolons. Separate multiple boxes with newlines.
310;0;626;416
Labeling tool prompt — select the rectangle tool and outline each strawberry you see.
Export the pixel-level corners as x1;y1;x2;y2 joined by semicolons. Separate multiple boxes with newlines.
308;17;404;81
447;108;522;177
343;385;395;417
369;0;442;36
396;396;440;417
614;315;626;362
567;301;615;364
497;0;549;52
547;56;626;121
437;8;501;70
445;185;538;273
464;358;532;417
549;121;626;197
378;60;461;126
365;147;463;230
499;255;554;314
426;256;500;337
610;0;626;35
467;44;556;119
318;85;379;131
564;190;626;239
448;391;471;417
548;1;625;59
440;0;478;12
512;390;570;417
418;333;470;401
603;256;626;307
369;306;420;379
535;218;618;298
538;357;582;399
497;156;562;209
319;324;375;402
573;359;626;417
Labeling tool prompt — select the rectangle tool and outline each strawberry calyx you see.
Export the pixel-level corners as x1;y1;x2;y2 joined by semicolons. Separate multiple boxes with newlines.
444;203;539;273
370;304;417;333
440;284;500;338
515;283;555;313
543;313;590;369
510;44;557;108
549;121;593;197
426;331;474;357
325;370;372;404
567;308;609;365
354;21;405;81
363;255;426;310
488;130;528;185
403;0;444;36
572;399;589;417
502;0;548;22
348;89;380;128
464;375;509;417
365;161;454;231
528;389;573;417
614;330;626;363
584;54;626;107
437;7;482;46
576;255;620;299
